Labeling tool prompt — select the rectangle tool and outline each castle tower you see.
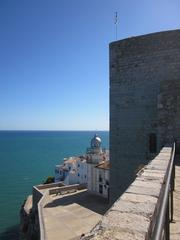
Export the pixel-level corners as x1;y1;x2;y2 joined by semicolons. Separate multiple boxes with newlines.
110;30;180;203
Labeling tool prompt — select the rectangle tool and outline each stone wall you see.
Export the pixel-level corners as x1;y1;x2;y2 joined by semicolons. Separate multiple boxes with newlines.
32;182;65;210
82;146;173;240
32;186;43;210
110;30;180;202
158;78;180;150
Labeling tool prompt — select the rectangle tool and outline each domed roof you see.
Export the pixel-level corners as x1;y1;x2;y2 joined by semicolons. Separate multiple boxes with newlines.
91;134;101;148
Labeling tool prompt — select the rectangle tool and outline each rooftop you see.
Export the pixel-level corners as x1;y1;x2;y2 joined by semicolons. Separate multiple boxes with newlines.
42;189;110;240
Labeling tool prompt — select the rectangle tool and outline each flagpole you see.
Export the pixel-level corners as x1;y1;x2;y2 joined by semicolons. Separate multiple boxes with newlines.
115;12;118;40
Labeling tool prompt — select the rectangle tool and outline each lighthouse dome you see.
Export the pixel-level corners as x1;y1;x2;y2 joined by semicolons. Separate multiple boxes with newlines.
91;134;101;148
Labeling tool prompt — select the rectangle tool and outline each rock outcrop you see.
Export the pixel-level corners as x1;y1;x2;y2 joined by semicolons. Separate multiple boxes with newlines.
20;195;39;240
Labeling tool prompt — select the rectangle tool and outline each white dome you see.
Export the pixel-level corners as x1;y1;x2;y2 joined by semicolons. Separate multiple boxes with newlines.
95;137;101;143
91;134;101;148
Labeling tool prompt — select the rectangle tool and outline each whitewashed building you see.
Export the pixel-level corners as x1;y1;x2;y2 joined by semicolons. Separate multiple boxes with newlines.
55;156;87;185
55;134;110;199
95;161;110;198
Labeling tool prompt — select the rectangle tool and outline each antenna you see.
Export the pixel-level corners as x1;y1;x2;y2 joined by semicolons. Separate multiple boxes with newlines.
114;12;118;40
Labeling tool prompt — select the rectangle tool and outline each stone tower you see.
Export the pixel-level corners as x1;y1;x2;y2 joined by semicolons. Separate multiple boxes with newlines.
110;30;180;202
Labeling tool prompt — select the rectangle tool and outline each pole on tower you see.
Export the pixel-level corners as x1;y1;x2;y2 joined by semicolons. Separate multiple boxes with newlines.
114;12;118;40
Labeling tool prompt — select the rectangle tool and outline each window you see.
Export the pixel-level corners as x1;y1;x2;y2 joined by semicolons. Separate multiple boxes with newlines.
149;133;157;153
106;180;109;185
84;175;86;178
78;173;80;177
99;174;102;182
99;184;103;194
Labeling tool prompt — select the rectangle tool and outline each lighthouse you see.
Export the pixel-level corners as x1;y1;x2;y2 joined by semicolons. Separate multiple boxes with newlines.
86;134;109;198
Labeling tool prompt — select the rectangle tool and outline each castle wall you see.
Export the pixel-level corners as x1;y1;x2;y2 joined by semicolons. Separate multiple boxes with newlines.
110;30;180;202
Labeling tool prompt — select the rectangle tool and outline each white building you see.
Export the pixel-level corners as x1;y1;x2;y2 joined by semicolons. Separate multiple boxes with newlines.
55;134;110;199
55;156;87;185
95;161;110;198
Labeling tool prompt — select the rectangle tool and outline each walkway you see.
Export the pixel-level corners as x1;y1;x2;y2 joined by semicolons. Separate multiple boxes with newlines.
42;189;110;240
170;154;180;240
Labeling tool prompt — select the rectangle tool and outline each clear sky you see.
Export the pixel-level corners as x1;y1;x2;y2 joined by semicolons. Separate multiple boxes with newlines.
0;0;180;130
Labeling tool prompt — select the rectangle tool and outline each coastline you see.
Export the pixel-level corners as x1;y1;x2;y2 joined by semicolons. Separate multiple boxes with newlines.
0;131;109;239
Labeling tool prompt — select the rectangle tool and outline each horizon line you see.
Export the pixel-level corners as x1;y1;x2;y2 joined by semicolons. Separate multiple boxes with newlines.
0;129;109;132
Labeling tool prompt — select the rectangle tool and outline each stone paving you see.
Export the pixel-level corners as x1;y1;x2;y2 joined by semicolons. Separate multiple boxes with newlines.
42;189;110;240
170;154;180;240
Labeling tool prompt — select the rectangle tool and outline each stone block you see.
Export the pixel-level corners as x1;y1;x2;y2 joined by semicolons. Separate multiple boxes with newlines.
149;159;169;167
126;185;161;198
141;170;165;181
136;176;164;185
132;179;161;190
111;199;156;219
120;192;157;204
145;162;168;171
83;228;146;240
101;211;149;234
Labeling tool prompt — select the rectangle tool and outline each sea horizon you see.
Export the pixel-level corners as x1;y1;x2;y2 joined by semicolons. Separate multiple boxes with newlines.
0;129;109;132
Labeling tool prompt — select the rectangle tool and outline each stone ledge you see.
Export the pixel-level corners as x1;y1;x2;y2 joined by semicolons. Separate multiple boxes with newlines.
121;192;157;204
82;146;173;240
83;227;146;240
111;199;156;219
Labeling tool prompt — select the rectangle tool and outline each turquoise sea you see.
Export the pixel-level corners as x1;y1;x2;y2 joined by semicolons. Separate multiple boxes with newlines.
0;131;109;240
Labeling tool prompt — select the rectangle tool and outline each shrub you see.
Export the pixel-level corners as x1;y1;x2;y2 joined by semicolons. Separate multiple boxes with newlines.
43;176;55;184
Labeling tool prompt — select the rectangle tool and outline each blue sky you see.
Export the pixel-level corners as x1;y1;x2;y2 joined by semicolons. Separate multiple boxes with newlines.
0;0;180;130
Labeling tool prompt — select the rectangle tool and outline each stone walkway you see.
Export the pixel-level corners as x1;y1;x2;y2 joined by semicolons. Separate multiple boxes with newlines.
170;155;180;240
42;189;109;240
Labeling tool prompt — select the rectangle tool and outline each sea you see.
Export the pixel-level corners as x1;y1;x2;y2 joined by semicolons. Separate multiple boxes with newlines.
0;130;109;240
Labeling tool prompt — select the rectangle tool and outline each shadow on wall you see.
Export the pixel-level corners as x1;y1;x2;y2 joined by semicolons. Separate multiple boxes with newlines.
175;140;180;155
175;154;180;166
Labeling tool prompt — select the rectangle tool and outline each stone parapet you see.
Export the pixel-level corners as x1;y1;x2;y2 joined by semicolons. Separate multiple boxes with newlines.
82;146;173;240
37;183;87;240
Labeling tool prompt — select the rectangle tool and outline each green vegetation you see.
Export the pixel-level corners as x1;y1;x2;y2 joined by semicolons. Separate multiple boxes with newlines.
43;176;55;184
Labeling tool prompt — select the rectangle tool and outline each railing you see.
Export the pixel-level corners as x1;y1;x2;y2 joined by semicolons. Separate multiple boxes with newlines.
152;142;176;240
